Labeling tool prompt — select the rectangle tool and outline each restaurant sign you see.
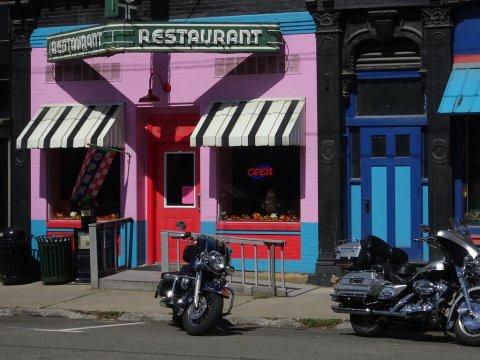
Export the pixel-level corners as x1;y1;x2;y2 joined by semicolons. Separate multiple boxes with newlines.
47;22;282;62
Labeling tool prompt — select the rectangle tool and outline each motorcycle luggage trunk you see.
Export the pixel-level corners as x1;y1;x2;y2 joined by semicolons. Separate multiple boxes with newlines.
334;241;361;268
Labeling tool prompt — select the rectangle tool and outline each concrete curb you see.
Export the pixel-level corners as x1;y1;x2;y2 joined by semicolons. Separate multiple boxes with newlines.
0;306;351;330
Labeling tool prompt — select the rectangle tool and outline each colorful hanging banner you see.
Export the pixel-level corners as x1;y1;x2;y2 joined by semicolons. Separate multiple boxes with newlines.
71;147;116;205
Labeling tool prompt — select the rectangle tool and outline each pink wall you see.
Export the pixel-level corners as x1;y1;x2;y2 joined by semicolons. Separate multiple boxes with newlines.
30;33;317;223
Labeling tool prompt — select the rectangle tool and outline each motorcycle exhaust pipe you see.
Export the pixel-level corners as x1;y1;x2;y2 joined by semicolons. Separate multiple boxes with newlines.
331;305;407;318
331;305;371;315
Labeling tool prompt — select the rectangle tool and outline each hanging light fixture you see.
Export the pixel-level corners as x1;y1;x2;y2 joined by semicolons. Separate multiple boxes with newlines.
138;72;172;103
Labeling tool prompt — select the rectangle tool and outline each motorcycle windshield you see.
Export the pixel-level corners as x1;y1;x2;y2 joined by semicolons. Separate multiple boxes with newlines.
448;218;476;247
196;235;218;252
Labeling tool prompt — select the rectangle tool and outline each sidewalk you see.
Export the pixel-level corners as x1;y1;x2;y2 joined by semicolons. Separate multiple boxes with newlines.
0;280;349;329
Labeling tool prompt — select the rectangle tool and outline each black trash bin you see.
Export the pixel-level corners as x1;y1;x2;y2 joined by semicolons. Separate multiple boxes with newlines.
36;235;74;284
0;227;32;285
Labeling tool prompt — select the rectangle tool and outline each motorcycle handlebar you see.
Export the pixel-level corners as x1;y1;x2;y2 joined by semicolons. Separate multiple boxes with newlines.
414;236;437;246
170;232;192;240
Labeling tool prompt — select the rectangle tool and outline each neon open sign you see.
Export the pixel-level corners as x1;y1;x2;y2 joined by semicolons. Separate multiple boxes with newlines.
248;165;273;180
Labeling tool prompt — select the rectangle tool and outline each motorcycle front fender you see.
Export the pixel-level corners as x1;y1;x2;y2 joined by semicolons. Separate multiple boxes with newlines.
446;285;480;330
203;280;229;298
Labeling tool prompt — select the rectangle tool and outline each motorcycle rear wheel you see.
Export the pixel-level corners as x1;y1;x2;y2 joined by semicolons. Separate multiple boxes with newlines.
182;292;224;335
350;314;387;337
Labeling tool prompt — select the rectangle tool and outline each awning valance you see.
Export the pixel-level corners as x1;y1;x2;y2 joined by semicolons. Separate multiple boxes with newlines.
190;98;305;147
438;67;480;114
16;104;124;149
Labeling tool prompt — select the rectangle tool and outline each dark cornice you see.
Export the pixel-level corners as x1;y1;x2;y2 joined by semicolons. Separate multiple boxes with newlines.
306;0;470;12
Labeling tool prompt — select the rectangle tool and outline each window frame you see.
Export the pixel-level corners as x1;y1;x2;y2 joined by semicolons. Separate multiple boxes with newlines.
346;71;427;127
217;146;301;222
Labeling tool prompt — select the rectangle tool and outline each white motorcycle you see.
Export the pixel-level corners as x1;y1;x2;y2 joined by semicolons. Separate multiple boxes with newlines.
332;220;480;345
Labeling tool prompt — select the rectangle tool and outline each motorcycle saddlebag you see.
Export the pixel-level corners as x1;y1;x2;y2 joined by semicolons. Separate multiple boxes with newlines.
156;272;181;298
332;271;387;300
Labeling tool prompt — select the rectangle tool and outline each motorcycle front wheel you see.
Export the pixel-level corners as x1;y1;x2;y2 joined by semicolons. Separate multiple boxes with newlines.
454;316;480;345
453;299;480;346
182;292;224;335
350;314;388;337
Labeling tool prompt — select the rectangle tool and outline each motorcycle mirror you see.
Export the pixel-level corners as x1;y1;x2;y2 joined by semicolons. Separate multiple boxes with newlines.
419;224;430;233
176;221;187;230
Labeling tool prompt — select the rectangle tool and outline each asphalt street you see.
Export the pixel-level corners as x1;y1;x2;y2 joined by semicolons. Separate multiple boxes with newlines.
0;316;477;360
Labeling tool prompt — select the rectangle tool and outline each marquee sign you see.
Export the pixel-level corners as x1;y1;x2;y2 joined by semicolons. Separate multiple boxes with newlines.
105;0;138;20
47;23;282;62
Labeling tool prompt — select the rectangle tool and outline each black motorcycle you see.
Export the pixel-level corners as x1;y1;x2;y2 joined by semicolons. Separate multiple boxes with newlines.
155;221;234;335
332;220;480;345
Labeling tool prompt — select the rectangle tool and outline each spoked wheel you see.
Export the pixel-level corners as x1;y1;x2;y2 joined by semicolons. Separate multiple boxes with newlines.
454;300;480;346
350;314;388;337
182;292;224;335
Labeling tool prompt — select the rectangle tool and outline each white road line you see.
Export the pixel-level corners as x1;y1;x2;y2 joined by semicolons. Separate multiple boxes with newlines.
26;322;146;333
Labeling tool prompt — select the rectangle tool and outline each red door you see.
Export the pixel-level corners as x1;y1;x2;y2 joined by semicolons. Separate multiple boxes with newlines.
147;114;200;264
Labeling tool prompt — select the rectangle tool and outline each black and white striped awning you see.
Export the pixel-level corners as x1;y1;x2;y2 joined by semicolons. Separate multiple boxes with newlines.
190;98;305;147
16;104;124;149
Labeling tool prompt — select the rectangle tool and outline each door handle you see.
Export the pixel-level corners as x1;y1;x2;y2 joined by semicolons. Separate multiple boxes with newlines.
364;198;370;214
197;193;201;212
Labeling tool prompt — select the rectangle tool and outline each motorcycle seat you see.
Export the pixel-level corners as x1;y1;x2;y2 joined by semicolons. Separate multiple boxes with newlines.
360;235;391;263
389;247;409;265
359;235;410;265
372;263;417;284
395;263;416;277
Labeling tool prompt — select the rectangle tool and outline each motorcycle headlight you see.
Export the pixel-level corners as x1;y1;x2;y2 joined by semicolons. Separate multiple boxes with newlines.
208;251;226;272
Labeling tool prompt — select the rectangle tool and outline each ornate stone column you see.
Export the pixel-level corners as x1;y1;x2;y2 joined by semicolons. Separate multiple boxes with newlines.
309;9;344;285
422;6;454;258
10;2;36;233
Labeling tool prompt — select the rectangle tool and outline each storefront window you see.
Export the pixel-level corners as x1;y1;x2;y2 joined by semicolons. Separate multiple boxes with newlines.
48;148;120;221
218;147;300;222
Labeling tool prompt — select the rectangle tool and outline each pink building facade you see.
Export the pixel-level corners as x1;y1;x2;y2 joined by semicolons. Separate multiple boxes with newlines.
26;13;318;272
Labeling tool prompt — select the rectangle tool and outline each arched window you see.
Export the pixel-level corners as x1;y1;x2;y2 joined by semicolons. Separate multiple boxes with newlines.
353;38;421;71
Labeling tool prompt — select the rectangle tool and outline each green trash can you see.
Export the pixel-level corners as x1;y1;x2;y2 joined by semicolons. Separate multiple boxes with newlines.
36;235;73;284
0;227;32;285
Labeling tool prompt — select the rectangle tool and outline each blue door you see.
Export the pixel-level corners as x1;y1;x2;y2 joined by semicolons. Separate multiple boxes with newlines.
360;127;423;260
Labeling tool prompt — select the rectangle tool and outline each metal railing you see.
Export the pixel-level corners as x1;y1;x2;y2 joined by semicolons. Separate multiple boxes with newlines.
160;231;286;294
89;217;134;289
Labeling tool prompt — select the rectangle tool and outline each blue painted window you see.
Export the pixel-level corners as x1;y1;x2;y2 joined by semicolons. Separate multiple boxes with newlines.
356;79;425;116
346;71;427;127
371;135;386;158
395;135;410;157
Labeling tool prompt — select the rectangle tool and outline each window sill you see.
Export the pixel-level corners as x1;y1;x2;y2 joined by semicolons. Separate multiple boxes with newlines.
216;221;300;232
47;219;82;229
